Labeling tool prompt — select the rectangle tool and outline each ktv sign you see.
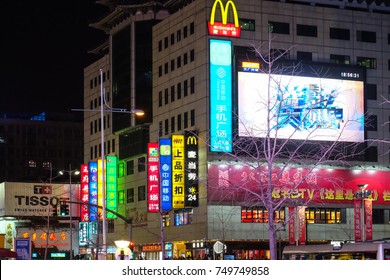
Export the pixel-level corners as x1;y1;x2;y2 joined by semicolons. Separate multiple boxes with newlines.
208;0;241;38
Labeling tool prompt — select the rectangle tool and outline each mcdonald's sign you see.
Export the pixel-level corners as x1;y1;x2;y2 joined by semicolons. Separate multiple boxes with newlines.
208;0;241;38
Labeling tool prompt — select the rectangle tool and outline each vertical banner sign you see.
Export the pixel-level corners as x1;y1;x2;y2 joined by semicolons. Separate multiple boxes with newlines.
172;135;185;208
184;132;199;207
97;159;104;219
208;0;241;38
298;206;306;245
88;162;98;222
106;156;118;219
159;139;172;211
80;164;89;222
79;222;88;246
288;207;295;245
209;39;232;152
354;200;362;242
147;143;160;212
365;200;373;241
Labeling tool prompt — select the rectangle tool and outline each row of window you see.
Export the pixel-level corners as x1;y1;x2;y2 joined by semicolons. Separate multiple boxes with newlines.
158;22;195;51
89;139;116;160
269;21;386;44
158;77;195;107
158;49;195;77
89;70;109;90
158;110;195;137
241;207;390;224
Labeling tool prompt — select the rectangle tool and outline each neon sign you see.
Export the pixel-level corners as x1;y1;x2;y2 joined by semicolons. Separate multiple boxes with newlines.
208;0;241;38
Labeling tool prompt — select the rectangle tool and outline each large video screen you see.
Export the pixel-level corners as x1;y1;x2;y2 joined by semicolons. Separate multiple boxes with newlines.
237;62;365;142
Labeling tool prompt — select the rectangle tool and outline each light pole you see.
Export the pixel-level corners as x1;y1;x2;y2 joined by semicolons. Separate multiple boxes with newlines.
59;164;80;260
354;183;370;242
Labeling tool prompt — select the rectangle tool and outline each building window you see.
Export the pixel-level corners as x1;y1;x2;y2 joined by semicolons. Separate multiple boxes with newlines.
138;157;146;172
241;207;285;223
365;84;377;100
190;109;195;126
177;56;181;68
297;51;312;61
330;27;350;40
159;91;162;107
190;49;195;62
305;208;346;224
184;112;188;129
165;119;169;135
184;26;188;38
159;121;162;137
177;30;181;42
171;116;175;133
170;33;174;45
190;77;195;94
164;88;169;105
240;18;255;31
177;83;182;99
373;209;390;224
365;146;378;162
164;62;168;74
118;190;125;204
268;21;289;34
357;57;377;69
330;54;350;65
127;160;134;175
366;114;378;131
357;30;376;43
184;53;188;65
171;86;175;102
184;80;188;97
177;114;182;131
158;40;162;52
126;188;134;203
164;37;168;49
138;185;146;201
297;24;317;37
271;49;290;60
158;65;162;77
190;22;194;35
174;208;193;226
171;59;175;71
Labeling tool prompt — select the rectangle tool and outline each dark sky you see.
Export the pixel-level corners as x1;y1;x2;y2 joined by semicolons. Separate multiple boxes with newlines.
0;0;109;115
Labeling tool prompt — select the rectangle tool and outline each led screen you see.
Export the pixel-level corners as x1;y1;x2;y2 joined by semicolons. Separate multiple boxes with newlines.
237;64;365;142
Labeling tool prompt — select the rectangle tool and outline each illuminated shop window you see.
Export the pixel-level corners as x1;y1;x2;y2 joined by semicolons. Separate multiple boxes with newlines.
174;208;193;226
305;208;346;224
241;207;285;223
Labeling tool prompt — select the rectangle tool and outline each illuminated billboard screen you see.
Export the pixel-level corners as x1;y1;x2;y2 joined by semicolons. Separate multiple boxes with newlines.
237;61;365;142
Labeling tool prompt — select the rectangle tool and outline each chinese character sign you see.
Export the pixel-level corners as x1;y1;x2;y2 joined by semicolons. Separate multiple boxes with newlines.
80;164;89;222
185;132;199;207
147;143;160;212
160;139;172;211
172;135;185;208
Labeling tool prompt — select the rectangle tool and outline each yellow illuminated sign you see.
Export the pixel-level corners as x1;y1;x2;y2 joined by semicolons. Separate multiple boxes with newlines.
242;62;260;69
208;0;241;38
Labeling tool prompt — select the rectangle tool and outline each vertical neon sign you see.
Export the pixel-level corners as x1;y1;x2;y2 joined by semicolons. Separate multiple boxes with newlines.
88;161;98;222
172;135;185;208
209;39;232;152
184;132;199;207
80;164;89;222
147;143;160;212
160;138;172;211
106;156;117;219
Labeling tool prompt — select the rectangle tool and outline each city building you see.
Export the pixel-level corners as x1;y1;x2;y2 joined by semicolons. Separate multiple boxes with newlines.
77;0;390;259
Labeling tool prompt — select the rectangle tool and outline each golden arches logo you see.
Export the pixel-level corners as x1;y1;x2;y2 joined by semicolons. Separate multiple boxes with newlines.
209;0;239;27
186;135;198;145
208;0;241;37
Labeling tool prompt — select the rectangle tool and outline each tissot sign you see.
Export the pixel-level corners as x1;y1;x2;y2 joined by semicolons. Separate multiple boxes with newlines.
0;182;79;217
208;0;241;38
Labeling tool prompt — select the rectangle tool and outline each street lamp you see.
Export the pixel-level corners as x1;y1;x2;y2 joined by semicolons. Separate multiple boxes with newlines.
114;240;131;260
59;164;80;260
354;184;371;242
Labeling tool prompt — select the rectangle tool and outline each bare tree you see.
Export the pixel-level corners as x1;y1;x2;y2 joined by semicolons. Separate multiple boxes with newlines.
207;31;366;259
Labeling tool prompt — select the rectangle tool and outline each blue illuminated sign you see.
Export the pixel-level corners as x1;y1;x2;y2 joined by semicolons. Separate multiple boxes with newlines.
159;138;172;211
209;39;232;152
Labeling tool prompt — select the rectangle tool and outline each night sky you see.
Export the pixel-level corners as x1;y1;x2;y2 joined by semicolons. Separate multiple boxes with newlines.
0;0;108;115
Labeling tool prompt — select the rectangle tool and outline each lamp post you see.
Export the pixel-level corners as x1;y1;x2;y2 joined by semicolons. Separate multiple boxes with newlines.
59;164;80;260
354;184;371;242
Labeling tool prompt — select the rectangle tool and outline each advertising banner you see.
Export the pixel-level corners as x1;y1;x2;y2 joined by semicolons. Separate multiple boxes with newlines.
184;132;199;207
364;199;373;241
160;138;172;211
80;164;89;222
172;135;185;208
354;200;362;242
147;143;160;212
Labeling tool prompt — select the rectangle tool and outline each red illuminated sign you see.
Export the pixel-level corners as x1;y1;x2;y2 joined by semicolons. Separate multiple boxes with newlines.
208;0;241;38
